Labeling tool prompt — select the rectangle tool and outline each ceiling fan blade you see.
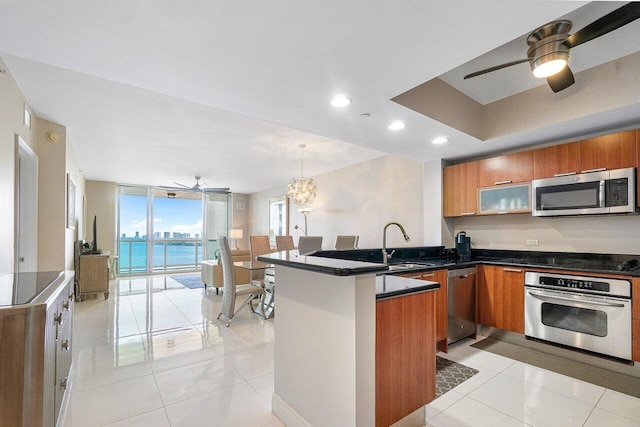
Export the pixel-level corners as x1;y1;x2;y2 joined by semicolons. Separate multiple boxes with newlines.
463;59;529;79
173;182;191;189
564;2;640;49
202;187;230;194
546;66;575;93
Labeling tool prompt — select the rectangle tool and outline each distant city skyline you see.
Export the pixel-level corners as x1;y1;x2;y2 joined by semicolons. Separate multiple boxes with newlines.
119;194;203;238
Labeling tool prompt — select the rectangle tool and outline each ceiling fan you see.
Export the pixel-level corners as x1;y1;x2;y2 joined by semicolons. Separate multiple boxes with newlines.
157;176;230;194
464;2;640;92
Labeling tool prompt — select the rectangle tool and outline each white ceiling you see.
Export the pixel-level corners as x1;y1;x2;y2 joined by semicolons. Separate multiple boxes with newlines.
4;1;637;194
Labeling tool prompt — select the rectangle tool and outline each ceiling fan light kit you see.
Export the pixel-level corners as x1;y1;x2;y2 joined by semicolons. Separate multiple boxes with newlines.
463;3;640;92
527;21;571;78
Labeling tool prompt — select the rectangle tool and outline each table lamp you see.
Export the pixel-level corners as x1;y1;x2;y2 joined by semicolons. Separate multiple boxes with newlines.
230;229;243;250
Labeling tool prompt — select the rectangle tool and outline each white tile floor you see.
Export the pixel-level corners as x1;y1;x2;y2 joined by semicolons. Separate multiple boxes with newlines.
62;274;640;426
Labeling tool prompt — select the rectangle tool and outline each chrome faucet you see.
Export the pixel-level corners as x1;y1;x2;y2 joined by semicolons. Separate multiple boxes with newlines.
382;222;410;264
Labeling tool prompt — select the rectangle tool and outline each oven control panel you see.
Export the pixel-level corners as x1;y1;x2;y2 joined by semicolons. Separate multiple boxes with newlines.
539;276;609;292
524;271;631;298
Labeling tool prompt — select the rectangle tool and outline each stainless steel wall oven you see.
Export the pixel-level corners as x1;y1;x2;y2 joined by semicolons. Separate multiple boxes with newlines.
524;271;632;361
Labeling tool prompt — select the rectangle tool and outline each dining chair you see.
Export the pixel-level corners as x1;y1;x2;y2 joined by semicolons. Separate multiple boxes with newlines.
297;236;323;255
250;235;272;284
276;235;295;251
216;236;265;327
335;235;359;250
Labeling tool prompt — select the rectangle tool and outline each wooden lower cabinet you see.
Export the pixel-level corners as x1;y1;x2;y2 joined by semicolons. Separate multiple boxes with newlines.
0;273;74;427
633;278;640;362
477;265;524;334
376;289;436;427
400;269;448;350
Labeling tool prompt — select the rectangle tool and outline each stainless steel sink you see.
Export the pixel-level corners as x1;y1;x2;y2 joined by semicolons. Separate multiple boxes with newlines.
387;262;436;271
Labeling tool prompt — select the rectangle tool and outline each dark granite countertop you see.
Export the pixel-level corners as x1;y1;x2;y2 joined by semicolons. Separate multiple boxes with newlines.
375;275;440;300
257;250;388;276
259;246;640;278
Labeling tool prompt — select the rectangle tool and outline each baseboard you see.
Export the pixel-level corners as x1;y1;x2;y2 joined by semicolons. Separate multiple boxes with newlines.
272;392;312;427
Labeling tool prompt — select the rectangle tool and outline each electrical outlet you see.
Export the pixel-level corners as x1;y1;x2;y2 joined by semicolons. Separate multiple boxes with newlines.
526;239;539;246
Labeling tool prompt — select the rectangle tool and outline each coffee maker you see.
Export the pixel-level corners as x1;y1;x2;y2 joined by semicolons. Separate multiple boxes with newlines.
456;231;471;260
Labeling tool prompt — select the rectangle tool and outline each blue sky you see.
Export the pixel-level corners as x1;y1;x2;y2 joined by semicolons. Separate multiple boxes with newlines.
120;195;202;237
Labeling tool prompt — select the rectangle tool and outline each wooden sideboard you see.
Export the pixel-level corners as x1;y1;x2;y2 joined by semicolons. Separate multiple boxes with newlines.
0;271;74;427
77;254;110;300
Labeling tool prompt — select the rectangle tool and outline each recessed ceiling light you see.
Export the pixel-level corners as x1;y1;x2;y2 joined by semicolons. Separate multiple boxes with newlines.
330;94;351;107
388;121;405;130
432;136;448;145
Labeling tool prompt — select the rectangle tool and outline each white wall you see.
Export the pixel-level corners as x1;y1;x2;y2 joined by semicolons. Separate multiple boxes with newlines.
249;155;424;250
231;193;249;250
423;158;445;246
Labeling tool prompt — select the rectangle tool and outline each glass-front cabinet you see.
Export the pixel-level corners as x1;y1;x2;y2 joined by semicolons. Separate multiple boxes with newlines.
478;183;531;215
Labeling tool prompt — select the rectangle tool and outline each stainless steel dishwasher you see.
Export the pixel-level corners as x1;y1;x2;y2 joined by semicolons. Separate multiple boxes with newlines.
447;267;476;344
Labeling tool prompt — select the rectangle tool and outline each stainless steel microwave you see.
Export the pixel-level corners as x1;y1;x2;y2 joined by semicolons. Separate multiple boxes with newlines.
532;167;636;217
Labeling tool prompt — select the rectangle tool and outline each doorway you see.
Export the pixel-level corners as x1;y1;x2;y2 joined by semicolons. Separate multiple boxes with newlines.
15;135;38;273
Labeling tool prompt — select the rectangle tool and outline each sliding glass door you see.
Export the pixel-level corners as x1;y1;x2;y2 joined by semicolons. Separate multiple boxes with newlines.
118;186;150;274
117;185;231;274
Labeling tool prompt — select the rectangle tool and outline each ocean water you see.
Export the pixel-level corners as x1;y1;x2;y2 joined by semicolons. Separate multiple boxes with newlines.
119;241;204;272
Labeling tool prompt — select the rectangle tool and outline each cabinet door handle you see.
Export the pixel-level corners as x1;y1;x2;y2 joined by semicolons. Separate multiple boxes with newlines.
581;167;606;174
54;313;62;324
497;211;508;214
60;378;68;390
494;180;512;185
503;267;522;273
61;340;69;350
68;293;74;301
554;172;577;177
461;212;476;216
63;301;70;310
420;273;435;278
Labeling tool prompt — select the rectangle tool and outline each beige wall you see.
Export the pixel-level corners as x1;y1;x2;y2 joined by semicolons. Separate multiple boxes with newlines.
0;55;84;273
36;118;85;270
249;155;425;250
0;58;33;273
452;214;640;255
85;181;117;256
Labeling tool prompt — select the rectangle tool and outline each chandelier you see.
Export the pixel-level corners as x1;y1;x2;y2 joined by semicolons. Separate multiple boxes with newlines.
287;144;317;206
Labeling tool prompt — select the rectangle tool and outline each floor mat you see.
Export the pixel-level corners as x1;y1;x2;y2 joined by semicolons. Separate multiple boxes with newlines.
436;356;478;398
169;273;205;289
472;337;640;398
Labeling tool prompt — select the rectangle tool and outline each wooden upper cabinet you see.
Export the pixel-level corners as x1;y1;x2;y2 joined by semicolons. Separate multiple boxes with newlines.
443;161;478;217
579;129;637;173
478;151;533;187
532;142;580;180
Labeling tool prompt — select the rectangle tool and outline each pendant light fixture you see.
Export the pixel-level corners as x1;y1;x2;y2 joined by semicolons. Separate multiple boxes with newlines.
287;144;317;206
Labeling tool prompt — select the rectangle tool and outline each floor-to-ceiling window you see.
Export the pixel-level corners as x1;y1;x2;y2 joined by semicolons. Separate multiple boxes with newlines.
117;185;230;275
118;186;150;274
151;189;203;272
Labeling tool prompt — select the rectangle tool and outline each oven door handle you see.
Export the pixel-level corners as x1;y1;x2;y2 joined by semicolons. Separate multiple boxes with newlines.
527;290;625;308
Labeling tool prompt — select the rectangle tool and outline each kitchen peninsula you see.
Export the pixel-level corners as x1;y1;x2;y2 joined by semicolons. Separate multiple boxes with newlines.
257;251;440;427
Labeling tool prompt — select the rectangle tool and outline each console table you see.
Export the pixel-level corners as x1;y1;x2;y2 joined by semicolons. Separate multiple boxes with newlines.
77;254;110;300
